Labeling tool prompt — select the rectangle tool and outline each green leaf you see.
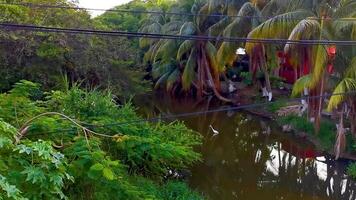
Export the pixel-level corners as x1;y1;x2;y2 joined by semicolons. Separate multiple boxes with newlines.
291;74;312;97
166;68;180;91
177;40;194;61
21;166;46;184
182;50;197;91
102;168;115;181
90;163;104;171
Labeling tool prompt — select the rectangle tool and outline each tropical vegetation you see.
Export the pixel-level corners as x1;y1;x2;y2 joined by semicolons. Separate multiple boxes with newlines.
0;0;356;198
0;80;202;199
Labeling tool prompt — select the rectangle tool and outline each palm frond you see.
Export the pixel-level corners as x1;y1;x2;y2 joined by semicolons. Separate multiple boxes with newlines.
207;17;230;37
217;2;260;69
291;74;312;97
207;0;225;13
261;0;292;17
162;21;184;34
327;78;356;111
152;63;174;79
179;22;197;35
182;50;197;90
154;71;171;89
177;40;195;61
309;44;328;88
154;40;178;63
345;57;356;78
334;1;356;18
246;10;314;54
226;0;249;15
284;19;321;53
205;42;220;73
166;68;181;91
196;3;209;30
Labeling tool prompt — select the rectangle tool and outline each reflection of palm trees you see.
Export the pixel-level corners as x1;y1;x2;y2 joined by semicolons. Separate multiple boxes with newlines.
263;145;356;200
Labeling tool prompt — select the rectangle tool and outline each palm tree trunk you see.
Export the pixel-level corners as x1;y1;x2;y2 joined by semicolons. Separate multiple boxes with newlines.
315;72;325;133
201;51;232;102
262;61;272;101
351;100;356;138
197;48;203;99
334;105;346;160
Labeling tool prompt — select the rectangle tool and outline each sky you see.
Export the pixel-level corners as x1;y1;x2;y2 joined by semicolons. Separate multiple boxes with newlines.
78;0;132;16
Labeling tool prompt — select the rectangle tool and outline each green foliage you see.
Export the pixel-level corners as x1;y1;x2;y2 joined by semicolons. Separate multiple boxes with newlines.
240;72;253;86
0;0;148;98
347;163;356;179
278;115;314;134
0;81;202;199
270;75;285;89
266;100;288;113
278;115;338;151
0;120;71;199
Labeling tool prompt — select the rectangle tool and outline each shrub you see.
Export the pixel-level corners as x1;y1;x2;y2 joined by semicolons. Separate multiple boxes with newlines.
347;163;356;179
0;81;202;199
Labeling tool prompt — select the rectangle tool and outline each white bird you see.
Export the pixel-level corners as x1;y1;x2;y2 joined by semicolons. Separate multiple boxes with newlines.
209;125;220;136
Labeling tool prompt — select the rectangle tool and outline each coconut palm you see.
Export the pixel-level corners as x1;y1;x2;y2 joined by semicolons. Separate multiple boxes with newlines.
288;0;356;131
327;57;356;139
147;0;269;101
244;0;354;130
142;0;232;101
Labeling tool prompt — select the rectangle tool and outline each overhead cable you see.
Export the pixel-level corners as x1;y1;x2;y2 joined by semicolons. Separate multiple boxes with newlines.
27;90;356;136
1;23;356;46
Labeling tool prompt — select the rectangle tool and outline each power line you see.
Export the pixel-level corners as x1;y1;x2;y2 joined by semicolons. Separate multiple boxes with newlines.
26;90;356;137
1;23;356;46
1;2;356;21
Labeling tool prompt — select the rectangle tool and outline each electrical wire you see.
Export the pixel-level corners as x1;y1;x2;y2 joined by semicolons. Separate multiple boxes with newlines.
1;2;356;21
1;23;356;46
27;90;356;136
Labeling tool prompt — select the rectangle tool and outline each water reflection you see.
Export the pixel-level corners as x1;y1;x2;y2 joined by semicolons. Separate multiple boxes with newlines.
134;93;356;200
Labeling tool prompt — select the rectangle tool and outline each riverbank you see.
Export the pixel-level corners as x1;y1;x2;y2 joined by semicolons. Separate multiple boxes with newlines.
234;86;356;161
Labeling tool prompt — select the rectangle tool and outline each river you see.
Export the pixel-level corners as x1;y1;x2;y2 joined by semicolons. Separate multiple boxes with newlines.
134;92;356;200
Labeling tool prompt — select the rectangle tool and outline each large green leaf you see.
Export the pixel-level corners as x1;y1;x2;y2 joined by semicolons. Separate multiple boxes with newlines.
182;50;197;90
246;10;314;54
205;42;220;73
309;44;328;88
177;40;195;61
291;74;312;97
327;78;356;111
166;68;181;91
154;71;171;89
179;22;197;35
284;19;321;53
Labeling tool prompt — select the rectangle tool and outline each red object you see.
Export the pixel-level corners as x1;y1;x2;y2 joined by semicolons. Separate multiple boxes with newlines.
327;45;336;58
278;51;297;83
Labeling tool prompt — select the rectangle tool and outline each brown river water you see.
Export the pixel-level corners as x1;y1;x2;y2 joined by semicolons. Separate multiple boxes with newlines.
134;92;356;200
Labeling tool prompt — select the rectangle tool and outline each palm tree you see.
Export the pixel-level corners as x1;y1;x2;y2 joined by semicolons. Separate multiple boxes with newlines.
245;0;317;97
139;7;186;93
244;0;355;131
327;57;356;139
143;0;268;102
289;0;356;132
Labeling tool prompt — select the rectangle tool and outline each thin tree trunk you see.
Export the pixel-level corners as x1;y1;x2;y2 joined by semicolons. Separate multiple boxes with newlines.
335;105;346;160
315;72;325;133
262;62;272;101
201;50;232;102
351;100;356;138
197;48;203;99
